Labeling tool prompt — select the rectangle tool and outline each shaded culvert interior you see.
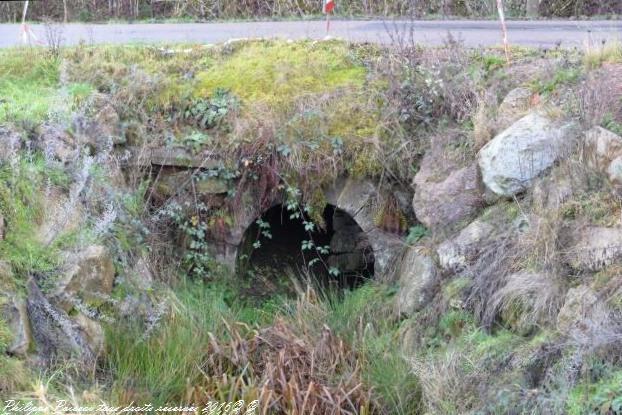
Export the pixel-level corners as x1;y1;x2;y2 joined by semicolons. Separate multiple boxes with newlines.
238;204;374;295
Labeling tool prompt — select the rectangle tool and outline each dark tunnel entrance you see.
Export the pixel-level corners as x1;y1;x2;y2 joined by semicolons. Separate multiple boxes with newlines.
238;204;374;298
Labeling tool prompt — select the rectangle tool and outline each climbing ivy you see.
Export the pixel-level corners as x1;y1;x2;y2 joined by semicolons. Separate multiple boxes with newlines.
251;184;339;277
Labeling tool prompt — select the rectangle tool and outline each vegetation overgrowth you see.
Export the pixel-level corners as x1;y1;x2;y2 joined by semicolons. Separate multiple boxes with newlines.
0;36;622;414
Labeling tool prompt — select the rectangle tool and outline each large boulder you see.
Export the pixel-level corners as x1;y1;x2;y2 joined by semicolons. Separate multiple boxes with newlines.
437;219;496;272
396;248;439;315
564;226;622;272
51;245;115;311
581;126;622;172
478;112;578;197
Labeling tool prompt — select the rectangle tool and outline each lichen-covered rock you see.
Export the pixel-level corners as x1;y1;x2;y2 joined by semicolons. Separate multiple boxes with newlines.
52;245;115;311
396;248;438;315
34;124;78;164
607;155;622;185
581;126;622;171
0;127;21;164
156;170;228;197
27;279;95;363
72;94;124;149
413;161;485;231
1;297;32;356
128;256;154;290
496;87;533;131
437;219;496;272
73;313;105;355
531;168;574;210
557;286;610;336
479;112;578;197
564;226;622;272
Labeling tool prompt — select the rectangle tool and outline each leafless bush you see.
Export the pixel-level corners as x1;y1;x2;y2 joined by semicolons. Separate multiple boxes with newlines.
42;18;64;59
384;33;479;130
576;66;622;129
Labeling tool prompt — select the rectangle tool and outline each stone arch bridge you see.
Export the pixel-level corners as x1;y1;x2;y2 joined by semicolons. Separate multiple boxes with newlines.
133;147;411;280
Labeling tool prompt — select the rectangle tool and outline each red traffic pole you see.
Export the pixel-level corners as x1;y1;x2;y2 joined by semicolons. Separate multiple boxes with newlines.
323;0;335;34
326;11;331;33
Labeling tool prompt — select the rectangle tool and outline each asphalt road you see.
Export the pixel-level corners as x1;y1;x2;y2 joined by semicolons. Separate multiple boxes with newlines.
0;19;620;48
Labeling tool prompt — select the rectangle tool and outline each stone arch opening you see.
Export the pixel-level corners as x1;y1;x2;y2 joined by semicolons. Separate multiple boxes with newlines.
237;203;374;291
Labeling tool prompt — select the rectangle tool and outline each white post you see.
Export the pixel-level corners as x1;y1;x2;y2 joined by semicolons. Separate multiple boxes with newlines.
496;0;510;64
20;0;30;44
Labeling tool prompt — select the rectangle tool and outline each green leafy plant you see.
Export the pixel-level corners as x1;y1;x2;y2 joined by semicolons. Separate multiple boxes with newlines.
406;225;428;244
183;88;236;129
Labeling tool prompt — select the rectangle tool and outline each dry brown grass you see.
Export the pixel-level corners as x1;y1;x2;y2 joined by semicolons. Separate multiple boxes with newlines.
410;350;482;415
491;271;567;334
182;289;380;415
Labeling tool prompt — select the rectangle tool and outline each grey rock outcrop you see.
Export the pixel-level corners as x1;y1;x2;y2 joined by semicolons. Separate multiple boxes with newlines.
564;226;622;272
413;162;485;231
557;286;611;339
27;279;95;363
607;155;622;185
437;219;496;272
34;124;78;164
51;245;115;311
581;126;622;172
0;127;21;164
496;87;533;131
1;297;32;356
479;112;578;197
396;248;438;315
